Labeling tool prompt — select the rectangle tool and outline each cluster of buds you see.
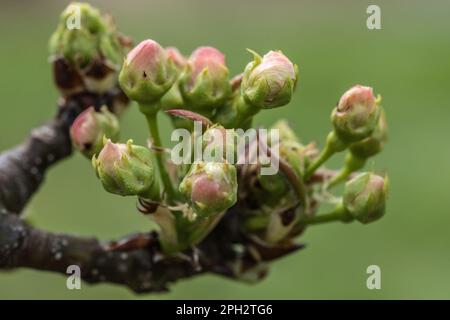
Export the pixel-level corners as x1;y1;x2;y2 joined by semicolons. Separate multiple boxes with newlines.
54;3;389;263
49;2;131;96
240;120;310;245
304;84;386;181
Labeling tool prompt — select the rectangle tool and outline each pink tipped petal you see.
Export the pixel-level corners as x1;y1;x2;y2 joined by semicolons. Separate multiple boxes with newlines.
70;107;98;149
189;46;226;80
98;140;126;175
191;175;222;206
338;85;375;111
126;39;166;77
166;47;187;68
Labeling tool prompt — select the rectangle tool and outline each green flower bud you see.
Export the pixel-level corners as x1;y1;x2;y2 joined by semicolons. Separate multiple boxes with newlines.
179;162;237;218
92;139;160;200
56;27;98;67
70;106;119;158
343;172;388;224
270;119;300;143
270;119;313;176
350;108;388;159
179;47;231;110
331;85;381;143
49;3;125;65
119;39;178;107
241;50;298;109
49;3;129;94
60;2;105;34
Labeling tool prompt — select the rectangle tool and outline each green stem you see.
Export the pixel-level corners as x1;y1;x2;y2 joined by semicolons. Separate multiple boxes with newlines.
304;143;335;181
327;167;352;189
215;93;259;129
244;214;269;231
140;105;178;203
304;131;348;181
327;153;366;189
301;203;351;225
235;94;260;124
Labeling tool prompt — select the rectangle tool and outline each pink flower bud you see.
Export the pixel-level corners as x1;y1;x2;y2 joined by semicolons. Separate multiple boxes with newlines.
70;106;119;158
95;139;127;177
179;162;237;218
126;40;165;77
332;85;381;143
179;46;231;109
337;85;376;113
119;39;178;105
189;47;226;83
166;46;187;69
242;50;298;109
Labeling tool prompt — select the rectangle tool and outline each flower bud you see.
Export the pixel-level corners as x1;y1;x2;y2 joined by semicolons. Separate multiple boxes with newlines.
350;108;388;159
166;47;187;69
179;47;231;110
200;126;237;163
179;161;237;218
343;172;388;224
160;48;188;127
119;40;178;106
271;119;300;143
92;139;160;200
331;85;381;143
49;3;129;95
49;3;126;66
241;50;298;109
60;2;105;34
70;106;119;158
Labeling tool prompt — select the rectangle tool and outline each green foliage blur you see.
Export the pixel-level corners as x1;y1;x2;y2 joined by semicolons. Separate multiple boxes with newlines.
0;0;449;299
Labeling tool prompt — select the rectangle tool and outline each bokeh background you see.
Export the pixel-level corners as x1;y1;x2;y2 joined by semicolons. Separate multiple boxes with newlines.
0;0;449;299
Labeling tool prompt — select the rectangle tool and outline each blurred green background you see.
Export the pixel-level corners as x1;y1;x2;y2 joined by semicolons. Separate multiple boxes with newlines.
1;0;450;299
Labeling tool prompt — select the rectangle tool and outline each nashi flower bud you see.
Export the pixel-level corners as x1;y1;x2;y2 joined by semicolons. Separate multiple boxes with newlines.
241;50;298;109
270;119;300;143
179;46;231;109
49;3;129;95
343;172;388;224
119;39;178;106
179;161;237;218
92;139;160;200
70;106;119;158
201;125;237;163
331;85;381;143
49;3;126;66
166;47;187;69
350;108;388;159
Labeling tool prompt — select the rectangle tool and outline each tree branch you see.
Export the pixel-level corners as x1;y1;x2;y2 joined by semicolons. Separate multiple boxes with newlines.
0;88;304;293
0;90;125;214
0;213;199;292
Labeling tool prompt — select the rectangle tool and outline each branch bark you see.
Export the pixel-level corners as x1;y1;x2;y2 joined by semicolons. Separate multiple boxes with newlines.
0;89;304;293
